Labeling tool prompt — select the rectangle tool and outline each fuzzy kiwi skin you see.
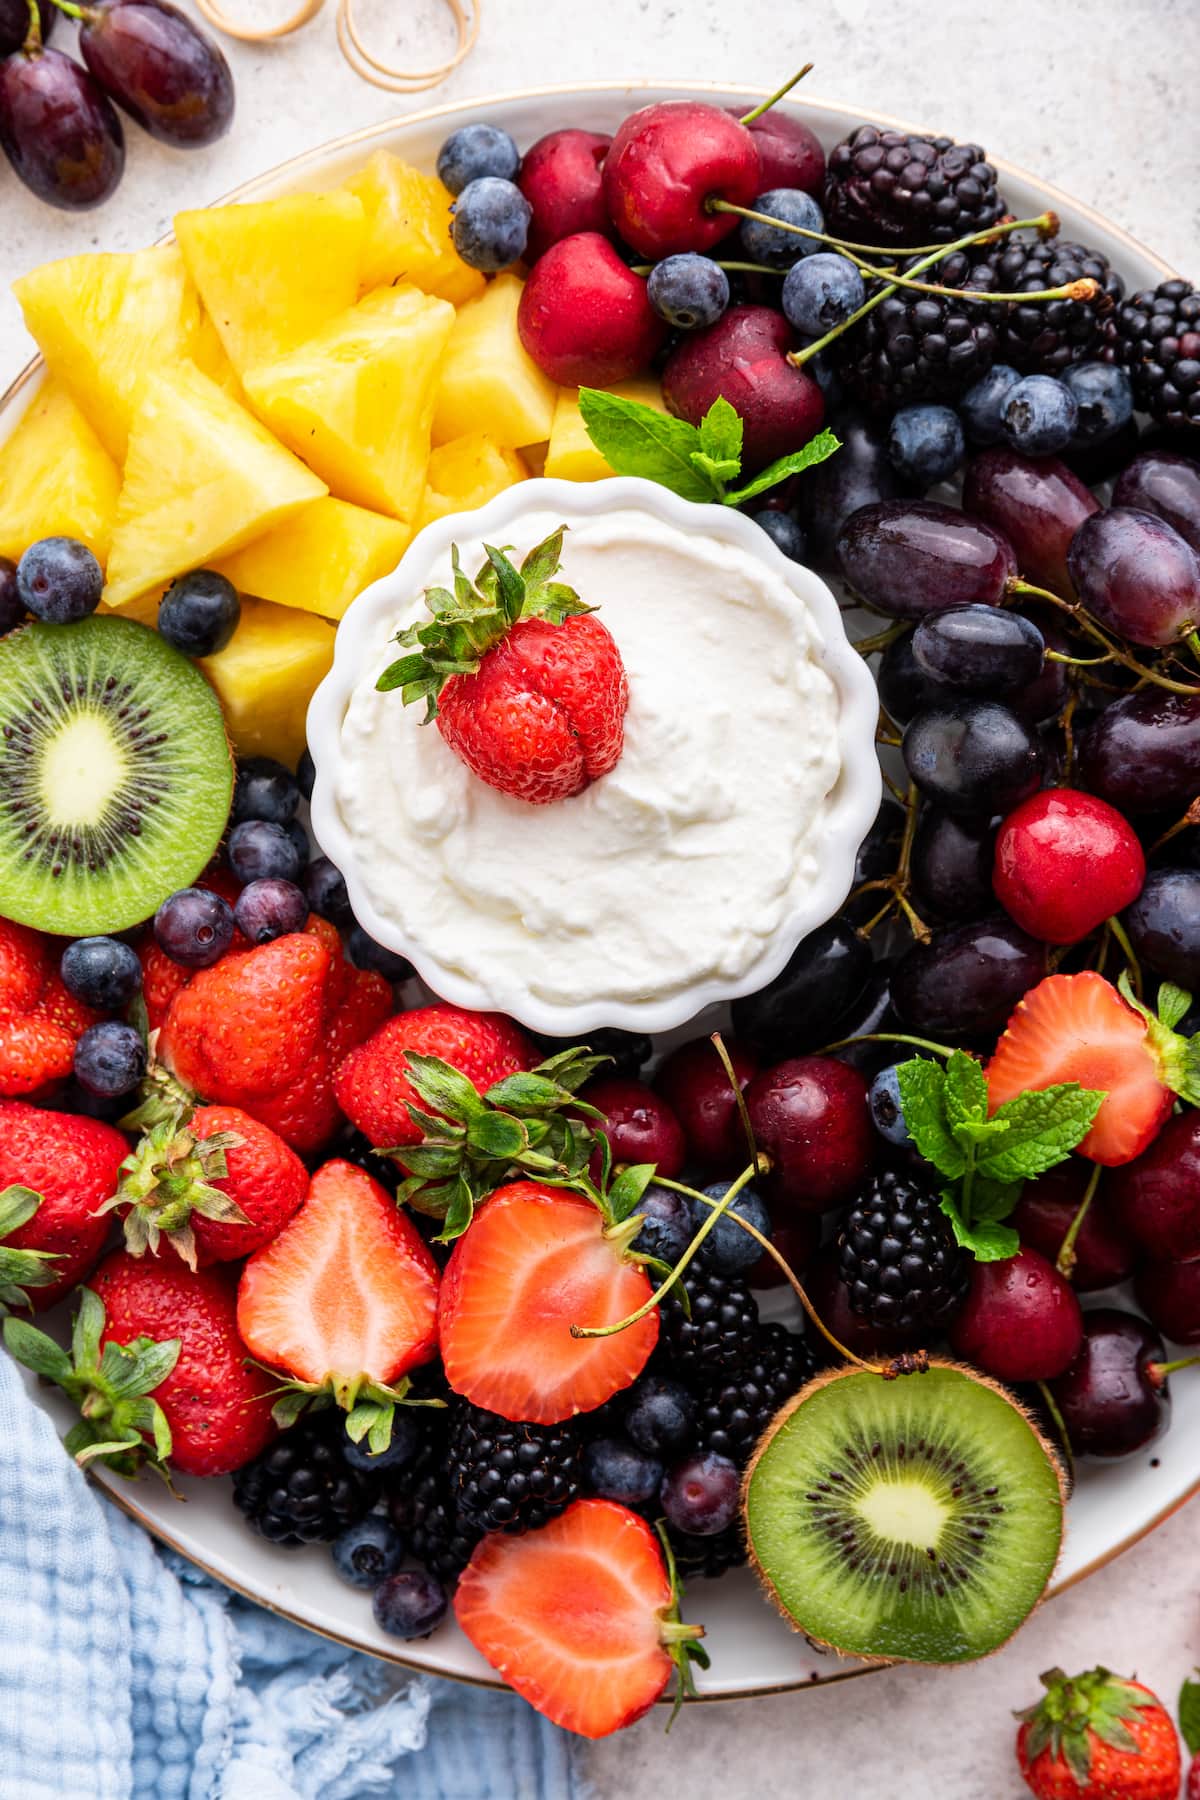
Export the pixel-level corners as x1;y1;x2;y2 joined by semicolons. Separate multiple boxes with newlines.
740;1357;1068;1666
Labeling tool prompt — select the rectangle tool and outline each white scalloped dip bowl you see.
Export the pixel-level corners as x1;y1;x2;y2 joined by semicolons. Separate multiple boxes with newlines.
307;475;882;1036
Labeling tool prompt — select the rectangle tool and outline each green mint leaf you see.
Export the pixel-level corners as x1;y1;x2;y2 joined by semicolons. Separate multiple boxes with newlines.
3;1315;73;1384
895;1059;966;1179
978;1085;1105;1183
607;1163;658;1224
943;1050;988;1141
404;1053;486;1123
0;1183;42;1238
722;429;841;505
690;450;739;487
697;395;743;468
1179;1674;1200;1756
577;388;716;503
940;1193;1020;1262
1158;981;1193;1031
466;1111;528;1161
970;1174;1025;1223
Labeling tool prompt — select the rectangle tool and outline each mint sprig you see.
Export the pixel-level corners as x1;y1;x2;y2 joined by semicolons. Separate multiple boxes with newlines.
577;389;840;508
896;1051;1105;1262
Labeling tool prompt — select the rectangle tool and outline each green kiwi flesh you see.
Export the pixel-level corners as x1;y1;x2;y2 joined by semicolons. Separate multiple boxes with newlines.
743;1361;1065;1665
0;616;233;935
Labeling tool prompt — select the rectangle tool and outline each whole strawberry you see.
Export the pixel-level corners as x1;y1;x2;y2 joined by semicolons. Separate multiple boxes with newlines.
0;918;99;1097
377;526;628;805
0;1100;127;1305
334;1002;537;1149
1017;1666;1182;1800
1180;1671;1200;1800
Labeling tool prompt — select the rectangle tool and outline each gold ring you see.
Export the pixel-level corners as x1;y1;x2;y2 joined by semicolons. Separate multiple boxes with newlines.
336;0;480;92
193;0;325;43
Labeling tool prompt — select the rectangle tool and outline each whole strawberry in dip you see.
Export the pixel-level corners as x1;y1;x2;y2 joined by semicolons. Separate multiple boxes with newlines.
378;525;628;806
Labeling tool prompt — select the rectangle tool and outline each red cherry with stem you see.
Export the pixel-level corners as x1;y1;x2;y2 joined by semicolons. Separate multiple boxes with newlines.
1010;1163;1136;1292
1108;1109;1200;1262
749;1217;821;1291
744;1055;875;1216
726;107;824;196
803;1242;923;1355
992;788;1146;944
516;232;666;386
653;1037;758;1174
517;128;612;264
1067;506;1200;649
947;1245;1083;1382
1134;1258;1200;1345
1048;1309;1172;1460
962;448;1099;596
602;99;761;259
663;304;824;474
581;1076;686;1180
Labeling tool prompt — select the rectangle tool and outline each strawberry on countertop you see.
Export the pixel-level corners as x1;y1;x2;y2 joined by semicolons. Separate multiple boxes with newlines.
0;1100;127;1306
1017;1666;1182;1800
0;918;100;1098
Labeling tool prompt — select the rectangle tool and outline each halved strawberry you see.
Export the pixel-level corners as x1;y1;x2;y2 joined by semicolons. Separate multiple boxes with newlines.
455;1499;704;1738
438;1181;658;1423
987;972;1176;1165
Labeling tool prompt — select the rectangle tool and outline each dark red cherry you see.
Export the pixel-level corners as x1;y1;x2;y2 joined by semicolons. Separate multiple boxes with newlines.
1108;1109;1200;1262
1048;1309;1171;1460
663;304;824;473
947;1245;1083;1382
1011;1163;1136;1292
517;128;612;263
581;1076;686;1180
744;1056;875;1216
602;99;761;258
516;232;666;385
653;1037;758;1174
727;106;824;195
1134;1258;1200;1345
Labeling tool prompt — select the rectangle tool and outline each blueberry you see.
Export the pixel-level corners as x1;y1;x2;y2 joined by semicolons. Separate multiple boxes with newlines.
304;856;352;927
451;177;531;272
228;819;304;887
1002;374;1078;457
0;557;25;635
868;1064;913;1148
660;1451;740;1536
16;537;102;624
372;1569;448;1640
347;923;413;984
1061;361;1134;445
234;878;308;944
887;404;965;488
647;254;729;330
738;187;824;270
749;509;807;561
231;756;300;826
631;1184;692;1265
296;748;316;801
332;1516;404;1590
624;1375;696;1457
73;1020;146;1098
60;936;142;1011
342;1411;421;1474
436;122;520;196
154;886;235;968
691;1181;771;1274
158;570;240;658
582;1436;663;1509
54;1077;129;1123
282;818;310;870
781;253;865;337
958;364;1021;447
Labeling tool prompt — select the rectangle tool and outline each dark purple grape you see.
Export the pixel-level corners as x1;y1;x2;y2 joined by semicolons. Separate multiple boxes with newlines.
1113;450;1200;555
795;410;905;570
0;557;25;635
902;701;1041;817
0;0;54;57
78;0;233;147
0;45;124;209
1061;416;1141;486
730;917;872;1059
837;500;1017;619
912;605;1044;696
962;447;1098;595
910;811;996;922
877;630;956;728
1078;690;1200;816
891;915;1047;1043
1067;507;1200;648
842;798;904;924
660;1450;740;1536
1123;868;1200;990
827;974;899;1075
1005;604;1074;726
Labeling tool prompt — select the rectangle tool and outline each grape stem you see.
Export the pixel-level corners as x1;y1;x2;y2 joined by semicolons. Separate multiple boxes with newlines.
1148;796;1200;857
1007;578;1200;697
1035;1379;1076;1485
852;623;908;657
45;0;87;18
22;0;41;47
1054;1162;1102;1279
739;64;814;126
852;779;930;943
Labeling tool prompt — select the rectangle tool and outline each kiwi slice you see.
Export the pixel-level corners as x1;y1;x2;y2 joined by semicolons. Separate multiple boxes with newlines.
744;1361;1066;1665
0;616;233;935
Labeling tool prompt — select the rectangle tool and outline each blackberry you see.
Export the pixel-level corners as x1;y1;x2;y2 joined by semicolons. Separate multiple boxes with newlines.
838;1169;970;1334
835;250;997;414
446;1404;581;1533
387;1448;482;1583
694;1323;817;1466
665;1521;746;1579
824;125;1005;249
232;1413;379;1546
660;1265;759;1379
966;234;1123;374
1107;279;1200;432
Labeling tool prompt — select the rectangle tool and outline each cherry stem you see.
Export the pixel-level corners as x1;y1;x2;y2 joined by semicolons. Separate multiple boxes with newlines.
1188;631;1200;665
1055;1162;1102;1279
1148;797;1200;857
1107;913;1143;1000
816;1028;958;1059
1148;1355;1200;1387
1035;1379;1076;1485
710;1030;758;1169
1006;579;1200;697
739;63;814;126
709;202;1056;266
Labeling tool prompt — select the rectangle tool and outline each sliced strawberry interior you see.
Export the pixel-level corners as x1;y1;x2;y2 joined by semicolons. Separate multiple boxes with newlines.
455;1499;676;1738
439;1182;658;1424
986;972;1173;1166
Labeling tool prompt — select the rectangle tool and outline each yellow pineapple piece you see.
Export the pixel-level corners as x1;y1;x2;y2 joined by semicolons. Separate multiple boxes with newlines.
215;497;410;621
417;433;529;530
175;192;367;380
244;286;454;522
0;383;120;565
201;598;335;768
13;247;228;463
545;379;666;481
103;361;327;611
343;151;485;306
432;274;558;450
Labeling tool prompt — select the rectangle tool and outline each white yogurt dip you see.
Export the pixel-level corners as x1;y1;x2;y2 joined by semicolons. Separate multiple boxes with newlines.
332;502;842;1014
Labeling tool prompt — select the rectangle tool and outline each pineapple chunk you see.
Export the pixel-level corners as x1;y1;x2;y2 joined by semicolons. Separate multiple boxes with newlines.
244;286;454;522
0;383;120;564
432;274;558;450
103;361;327;610
215;497;410;621
417;433;528;529
201;597;335;768
13;247;228;462
175;192;367;380
343;151;485;306
545;379;665;481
